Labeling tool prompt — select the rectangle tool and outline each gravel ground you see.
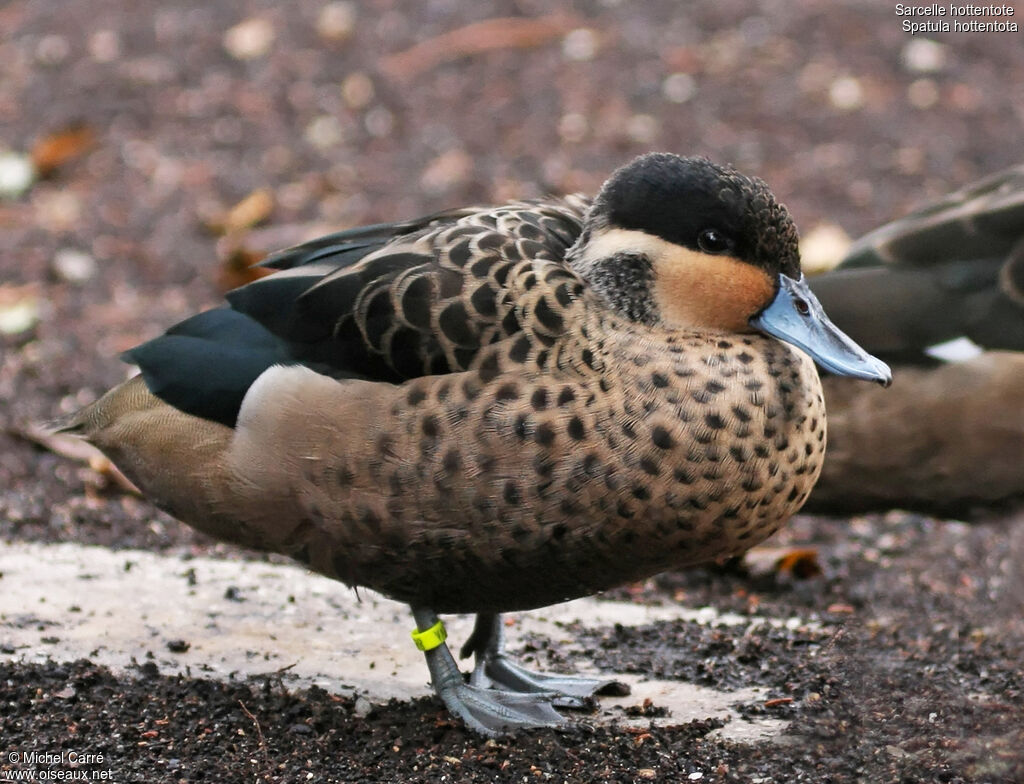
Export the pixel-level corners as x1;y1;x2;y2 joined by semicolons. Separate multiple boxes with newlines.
1;1;1023;782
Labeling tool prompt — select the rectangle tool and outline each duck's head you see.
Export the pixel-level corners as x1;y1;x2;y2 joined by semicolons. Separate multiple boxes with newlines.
570;153;891;385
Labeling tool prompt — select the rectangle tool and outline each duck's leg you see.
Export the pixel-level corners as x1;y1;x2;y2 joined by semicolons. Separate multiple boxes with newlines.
460;613;628;709
410;607;564;735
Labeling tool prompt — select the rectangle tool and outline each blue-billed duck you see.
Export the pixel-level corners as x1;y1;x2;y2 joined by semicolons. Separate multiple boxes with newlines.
63;153;890;734
806;163;1024;518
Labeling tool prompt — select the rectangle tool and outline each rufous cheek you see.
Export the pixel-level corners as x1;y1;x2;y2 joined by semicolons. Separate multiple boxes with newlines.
652;248;776;332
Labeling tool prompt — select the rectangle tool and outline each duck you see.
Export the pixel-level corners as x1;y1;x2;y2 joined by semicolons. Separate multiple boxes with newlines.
805;163;1024;518
809;162;1024;364
62;152;890;735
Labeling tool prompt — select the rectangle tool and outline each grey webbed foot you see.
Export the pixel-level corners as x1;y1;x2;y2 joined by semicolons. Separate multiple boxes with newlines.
460;613;629;709
411;608;564;736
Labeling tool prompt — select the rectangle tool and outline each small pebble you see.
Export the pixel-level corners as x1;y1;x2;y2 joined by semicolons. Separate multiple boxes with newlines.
89;30;121;62
829;76;864;111
304;115;345;151
907;79;939;110
901;39;946;74
662;72;697;104
53;248;97;284
562;28;599;62
364;107;394;138
894;146;925;175
224;17;275;60
798;61;834;94
223;586;245;602
342;73;374;110
353;696;372;717
558;113;588;143
0;291;40;335
420;149;472;194
166;639;190;653
317;2;356;42
34;189;83;232
36;34;71;66
0;152;36;199
626;114;659;144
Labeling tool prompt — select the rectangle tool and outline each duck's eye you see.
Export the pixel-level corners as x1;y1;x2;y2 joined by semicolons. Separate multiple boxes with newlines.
697;228;732;254
793;297;811;317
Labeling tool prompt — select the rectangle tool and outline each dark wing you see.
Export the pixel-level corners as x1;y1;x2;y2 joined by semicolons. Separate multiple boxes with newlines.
809;164;1024;361
126;197;590;426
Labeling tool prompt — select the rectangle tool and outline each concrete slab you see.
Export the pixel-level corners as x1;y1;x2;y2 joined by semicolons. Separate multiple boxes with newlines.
0;541;796;741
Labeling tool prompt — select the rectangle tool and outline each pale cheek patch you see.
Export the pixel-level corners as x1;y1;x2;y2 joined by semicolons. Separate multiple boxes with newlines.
573;229;777;331
652;248;775;332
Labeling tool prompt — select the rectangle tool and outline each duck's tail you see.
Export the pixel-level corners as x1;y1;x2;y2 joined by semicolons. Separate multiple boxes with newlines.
48;375;149;438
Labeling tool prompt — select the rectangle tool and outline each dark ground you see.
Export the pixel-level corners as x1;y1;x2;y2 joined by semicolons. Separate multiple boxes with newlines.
1;1;1023;782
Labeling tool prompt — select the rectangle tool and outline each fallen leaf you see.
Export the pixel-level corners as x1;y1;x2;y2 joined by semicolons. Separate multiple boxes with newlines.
382;14;580;80
826;603;856;614
31;123;96;176
222;188;275;233
743;546;823;580
775;548;823;579
203;188;274;235
214;221;338;290
216;240;273;291
10;422;140;495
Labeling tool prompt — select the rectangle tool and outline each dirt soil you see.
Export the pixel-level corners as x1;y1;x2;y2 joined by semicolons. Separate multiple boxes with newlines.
1;1;1023;782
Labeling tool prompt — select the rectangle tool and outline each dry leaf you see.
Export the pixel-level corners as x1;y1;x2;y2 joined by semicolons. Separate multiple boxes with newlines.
216;239;273;291
213;220;342;290
224;188;275;233
826;603;856;614
775;548;823;579
11;422;140;495
382;15;580;80
204;188;275;235
31;123;96;176
744;546;823;580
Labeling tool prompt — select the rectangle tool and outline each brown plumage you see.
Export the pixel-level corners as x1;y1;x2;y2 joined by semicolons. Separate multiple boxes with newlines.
810;354;1024;518
63;153;888;734
810;162;1024;362
806;162;1024;518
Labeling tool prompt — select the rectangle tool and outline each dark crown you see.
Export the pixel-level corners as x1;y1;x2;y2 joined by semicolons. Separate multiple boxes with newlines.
590;152;801;278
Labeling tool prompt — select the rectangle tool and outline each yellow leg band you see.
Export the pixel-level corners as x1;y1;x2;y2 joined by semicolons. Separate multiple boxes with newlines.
411;619;447;652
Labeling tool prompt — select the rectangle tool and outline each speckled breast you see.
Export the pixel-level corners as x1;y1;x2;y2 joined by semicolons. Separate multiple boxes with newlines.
296;326;827;614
